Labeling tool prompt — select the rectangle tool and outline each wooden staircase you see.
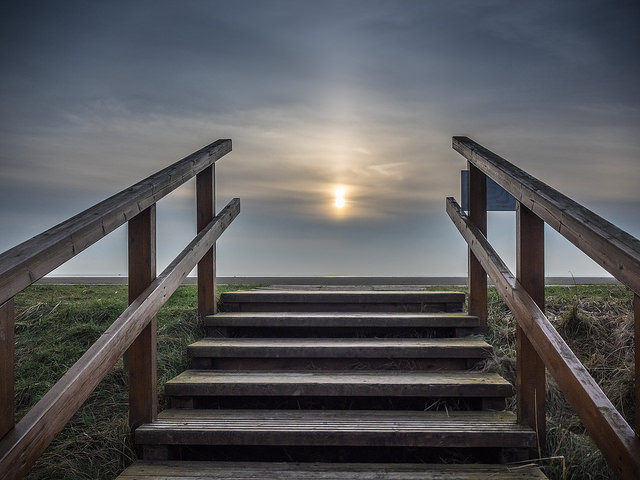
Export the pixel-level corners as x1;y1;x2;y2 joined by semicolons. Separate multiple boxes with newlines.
118;288;547;479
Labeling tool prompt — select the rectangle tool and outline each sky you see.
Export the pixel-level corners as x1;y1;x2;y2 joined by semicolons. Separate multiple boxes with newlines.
1;0;639;278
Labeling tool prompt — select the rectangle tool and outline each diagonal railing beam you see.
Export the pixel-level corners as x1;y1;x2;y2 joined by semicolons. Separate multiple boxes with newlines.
447;196;640;480
0;198;239;480
453;136;640;296
0;139;231;305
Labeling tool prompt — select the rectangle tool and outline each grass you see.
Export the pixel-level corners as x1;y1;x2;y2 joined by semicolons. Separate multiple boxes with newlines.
13;284;257;480
483;284;635;479
10;283;635;479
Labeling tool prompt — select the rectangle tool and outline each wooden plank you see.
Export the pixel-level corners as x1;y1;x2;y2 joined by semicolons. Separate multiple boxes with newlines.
0;139;232;306
0;299;14;439
468;163;488;329
221;291;465;305
516;202;546;450
205;312;480;329
127;206;158;431
136;409;536;448
197;164;216;318
224;302;463;313
165;370;513;398
116;461;548;479
187;337;492;359
201;357;471;372
453;136;640;295
221;291;466;313
0;198;239;480
447;197;640;480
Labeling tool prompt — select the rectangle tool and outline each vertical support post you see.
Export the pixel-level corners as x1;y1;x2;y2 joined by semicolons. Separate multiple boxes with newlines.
635;294;639;437
0;298;15;439
468;163;487;329
516;202;546;454
197;164;216;318
127;205;157;431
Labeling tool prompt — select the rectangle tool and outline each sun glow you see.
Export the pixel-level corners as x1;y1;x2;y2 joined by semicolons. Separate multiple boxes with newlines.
334;187;346;208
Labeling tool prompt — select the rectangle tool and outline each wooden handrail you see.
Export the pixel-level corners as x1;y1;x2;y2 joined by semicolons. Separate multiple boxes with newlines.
0;198;239;479
0;138;231;305
447;197;640;480
453;136;640;296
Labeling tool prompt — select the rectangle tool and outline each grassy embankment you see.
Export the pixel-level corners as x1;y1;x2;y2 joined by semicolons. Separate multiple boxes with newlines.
483;284;635;480
11;284;635;479
13;284;256;480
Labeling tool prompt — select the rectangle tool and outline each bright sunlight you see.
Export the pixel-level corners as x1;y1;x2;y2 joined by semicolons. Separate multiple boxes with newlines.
334;187;346;208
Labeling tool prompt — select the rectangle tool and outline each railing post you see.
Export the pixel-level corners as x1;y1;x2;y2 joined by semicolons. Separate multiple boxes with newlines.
635;294;639;437
516;202;546;453
197;164;216;318
0;298;14;439
468;163;488;329
127;205;157;431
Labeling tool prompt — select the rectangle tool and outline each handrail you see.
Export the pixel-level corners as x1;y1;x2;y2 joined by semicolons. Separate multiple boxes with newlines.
449;137;640;480
0;199;239;479
453;136;640;295
447;197;640;479
0;138;231;305
0;139;237;479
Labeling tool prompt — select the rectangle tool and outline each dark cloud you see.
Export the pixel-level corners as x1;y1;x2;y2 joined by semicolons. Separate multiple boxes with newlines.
1;0;638;275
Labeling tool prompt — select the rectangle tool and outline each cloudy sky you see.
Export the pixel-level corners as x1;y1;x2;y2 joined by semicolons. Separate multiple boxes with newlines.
1;0;639;277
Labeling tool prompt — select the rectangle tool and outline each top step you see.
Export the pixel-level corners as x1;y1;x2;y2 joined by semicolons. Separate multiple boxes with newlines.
221;290;465;313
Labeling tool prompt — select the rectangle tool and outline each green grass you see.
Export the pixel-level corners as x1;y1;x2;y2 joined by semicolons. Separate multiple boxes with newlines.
483;284;635;479
14;284;257;480
11;283;635;479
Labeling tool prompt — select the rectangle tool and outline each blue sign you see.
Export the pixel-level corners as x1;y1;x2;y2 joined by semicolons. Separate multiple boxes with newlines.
461;170;516;211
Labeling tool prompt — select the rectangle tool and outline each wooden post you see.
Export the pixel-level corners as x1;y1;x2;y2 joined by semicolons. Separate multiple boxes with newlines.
0;298;14;439
516;202;546;453
197;165;216;318
127;205;157;431
468;163;488;329
635;294;639;438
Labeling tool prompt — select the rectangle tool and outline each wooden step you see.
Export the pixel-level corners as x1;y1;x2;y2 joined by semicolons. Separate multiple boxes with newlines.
188;337;492;359
165;370;513;399
205;312;479;338
188;337;492;370
135;409;536;450
220;290;465;313
117;461;549;479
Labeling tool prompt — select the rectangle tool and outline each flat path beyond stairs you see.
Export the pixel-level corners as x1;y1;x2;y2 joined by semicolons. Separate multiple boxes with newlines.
118;288;547;479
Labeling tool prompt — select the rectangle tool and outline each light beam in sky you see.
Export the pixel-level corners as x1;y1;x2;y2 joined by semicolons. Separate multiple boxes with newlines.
335;187;346;208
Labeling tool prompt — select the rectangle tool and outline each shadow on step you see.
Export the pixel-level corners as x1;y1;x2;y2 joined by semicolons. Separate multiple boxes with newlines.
171;396;505;411
163;445;526;464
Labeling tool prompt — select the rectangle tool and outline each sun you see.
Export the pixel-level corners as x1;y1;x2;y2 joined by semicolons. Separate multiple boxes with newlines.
334;187;346;208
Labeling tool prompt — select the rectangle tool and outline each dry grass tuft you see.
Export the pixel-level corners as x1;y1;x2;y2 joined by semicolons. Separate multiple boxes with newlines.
485;285;634;480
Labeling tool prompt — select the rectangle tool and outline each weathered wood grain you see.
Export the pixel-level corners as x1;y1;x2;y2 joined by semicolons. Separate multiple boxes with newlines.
221;291;465;304
197;164;216;319
116;460;548;479
205;312;480;328
0;198;239;480
221;291;465;313
165;370;513;398
187;337;492;359
201;357;472;372
0;299;14;440
516;202;546;450
136;409;535;448
467;162;488;329
127;206;158;431
0;139;231;305
447;197;640;480
453;136;640;295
